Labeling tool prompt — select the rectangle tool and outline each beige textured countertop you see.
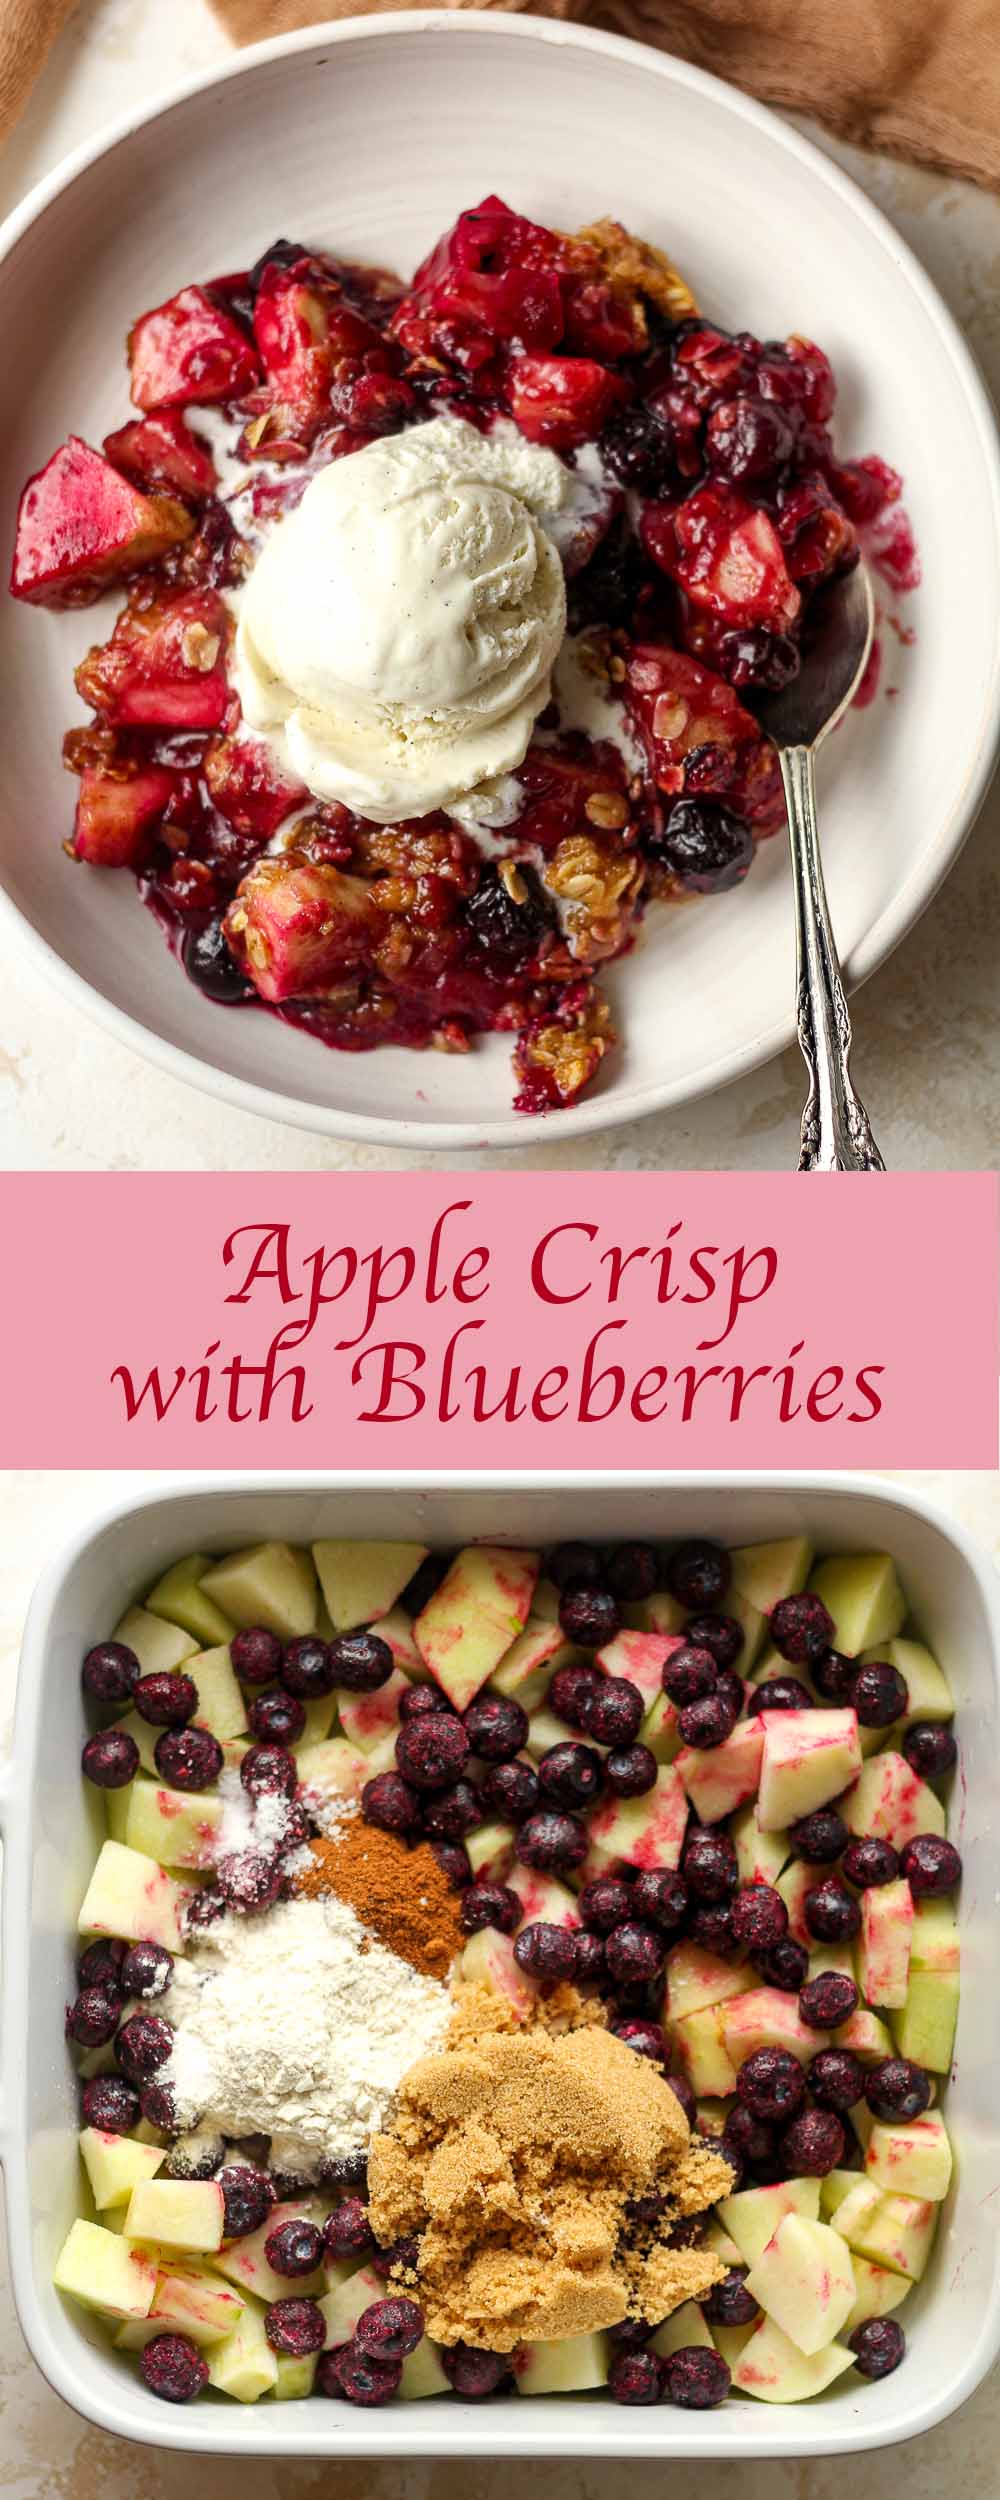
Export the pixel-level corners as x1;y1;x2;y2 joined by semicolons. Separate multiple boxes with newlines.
2;1464;999;2492
1;0;1000;1172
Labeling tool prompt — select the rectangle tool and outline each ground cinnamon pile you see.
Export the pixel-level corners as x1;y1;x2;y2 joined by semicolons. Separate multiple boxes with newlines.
292;1817;464;1982
367;2012;734;2350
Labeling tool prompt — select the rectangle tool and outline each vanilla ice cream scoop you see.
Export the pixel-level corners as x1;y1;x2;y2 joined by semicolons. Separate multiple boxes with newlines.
235;417;574;822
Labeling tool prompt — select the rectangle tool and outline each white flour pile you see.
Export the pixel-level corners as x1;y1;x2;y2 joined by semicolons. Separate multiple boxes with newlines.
162;1893;449;2179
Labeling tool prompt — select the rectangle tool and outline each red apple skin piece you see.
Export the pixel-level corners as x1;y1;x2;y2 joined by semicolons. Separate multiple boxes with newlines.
10;437;193;608
104;410;217;502
642;484;801;634
580;1762;689;1882
76;589;231;730
204;734;308;840
675;1717;764;1824
224;857;379;1005
71;762;176;868
253;267;390;429
720;1986;825;2065
506;1863;581;1929
128;285;261;411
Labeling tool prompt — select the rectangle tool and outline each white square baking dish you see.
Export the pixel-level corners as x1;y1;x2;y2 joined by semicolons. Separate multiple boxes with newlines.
2;1472;999;2458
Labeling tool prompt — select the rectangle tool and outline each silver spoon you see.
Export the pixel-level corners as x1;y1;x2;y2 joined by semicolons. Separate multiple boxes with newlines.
755;563;884;1172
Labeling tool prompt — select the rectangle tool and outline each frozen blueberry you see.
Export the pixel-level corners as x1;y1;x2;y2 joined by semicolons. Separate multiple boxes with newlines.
442;2343;510;2398
605;1743;658;1798
547;1540;603;1591
399;1682;452;1723
66;1987;121;2048
558;1588;621;1648
852;1660;908;1728
81;1729;139;1788
607;1542;659;1602
849;2318;905;2379
661;1644;717;1707
464;1694;529;1762
808;2049;866;2112
789;1809;848;1862
140;2333;208;2403
362;1771;422;1834
721;2104;776;2174
216;1847;284;1913
902;1722;958;1780
134;1672;198;1728
665;2073;698;2127
421;1779;485;1841
666;1542;731;1611
218;2165;278;2241
842;1836;899;1889
605;1922;664;1986
319;2342;401;2406
120;1941;173;1999
689;1903;738;1957
81;2074;139;2134
683;1613;745;1670
730;1885;786;1956
282;1637;337;1699
758;1937;808;1991
230;1627;283;1684
324;2199;375;2260
265;2219;324;2277
139;2079;177;2130
736;2047;806;2123
579;1876;634;1934
81;1640;140;1704
799;1971;859;2029
240;1742;298;1799
513;1921;579;1982
632;1869;689;1933
662;2347;731;2408
548;1662;603;1728
804;1879;861;1943
746;1677;813;1716
677;1689;739;1749
371;2235;419;2283
683;1827;737;1902
538;1740;604;1809
899;1835;962;1896
611;2018;668;2065
78;1937;127;1991
115;2012;173;2081
481;1759;539;1821
574;1930;607;1983
459;1882;521;1936
248;1688;306;1747
702;2269;759;2327
607;2348;664;2405
516;1811;588;1873
265;2298;326;2356
354;2297;424;2362
779;2108;846;2175
581;1677;644;1748
329;1630;395;1693
154;1725;224;1790
395;1715;470;1791
768;1593;835;1666
810;1646;857;1701
865;2058;932;2122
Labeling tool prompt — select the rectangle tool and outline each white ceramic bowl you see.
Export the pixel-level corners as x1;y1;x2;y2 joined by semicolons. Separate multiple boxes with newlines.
0;17;998;1151
2;1471;999;2457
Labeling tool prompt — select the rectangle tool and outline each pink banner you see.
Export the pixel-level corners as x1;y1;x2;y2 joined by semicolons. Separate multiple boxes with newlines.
3;1172;996;1467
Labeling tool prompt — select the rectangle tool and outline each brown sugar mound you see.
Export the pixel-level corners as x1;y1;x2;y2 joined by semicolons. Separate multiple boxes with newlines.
291;1818;464;1981
368;2014;734;2351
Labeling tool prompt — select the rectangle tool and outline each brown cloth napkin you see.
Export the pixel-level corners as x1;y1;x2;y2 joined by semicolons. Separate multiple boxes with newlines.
1;0;76;147
207;0;1000;191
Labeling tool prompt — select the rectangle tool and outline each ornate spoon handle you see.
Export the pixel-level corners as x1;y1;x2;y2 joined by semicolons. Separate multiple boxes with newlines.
780;744;885;1174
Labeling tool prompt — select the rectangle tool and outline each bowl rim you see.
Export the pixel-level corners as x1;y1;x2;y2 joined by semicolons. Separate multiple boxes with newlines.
1;11;999;1151
3;1466;1000;2457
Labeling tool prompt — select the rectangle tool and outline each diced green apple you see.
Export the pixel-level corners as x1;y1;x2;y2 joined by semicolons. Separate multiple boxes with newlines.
596;1630;680;1706
757;1709;860;1831
858;1878;913;2010
523;1704;570;1762
185;1644;248;1743
676;1718;763;1825
80;2127;165;2210
124;2178;224;2252
465;1820;517;1883
272;2352;318;2398
834;2006;894;2063
54;2217;158;2319
311;1539;428;1633
623;1589;686;1636
641;1689;682;1764
671;2006;737;2097
911;1899;960;1974
78;1839;184;1951
710;2318;758;2370
298;1692;339;1751
580;1763;688;1883
820;2169;862;2220
215;2200;326;2301
864;2111;953;2202
665;1941;748;2023
860;1638;954;1729
514;2331;609;2392
894;1968;959;2074
745;2213;856;2354
460;1926;534;2016
733;2314;854;2402
649;2301;714;2359
415;1545;539;1708
370;1605;422;1674
844;2257;911;2335
842;2191;938;2280
729;1537;813;1668
147;2264;246;2344
720;1988;823;2067
703;2216;744;2267
400;2337;450;2398
200;1542;318;1639
113;1606;199;1676
827;2178;881;2244
506;1863;580;1928
777;1859;823;1948
295;1737;368;1812
144;1554;234;1648
124;1781;223;1871
719;2178;821;2267
207;2295;278;2401
842;1751;945;1849
491;1619;567;1709
338;1667;410;1753
320;2261;385;2349
808;1553;906;1655
730;1801;789;1889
